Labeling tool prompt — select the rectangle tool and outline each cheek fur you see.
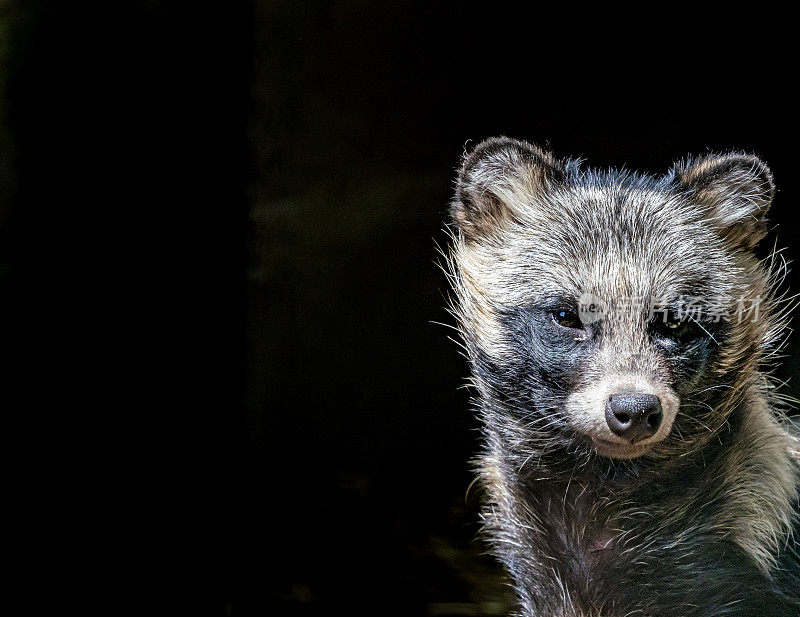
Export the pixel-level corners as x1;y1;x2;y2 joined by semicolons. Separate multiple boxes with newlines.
500;308;595;392
655;329;726;396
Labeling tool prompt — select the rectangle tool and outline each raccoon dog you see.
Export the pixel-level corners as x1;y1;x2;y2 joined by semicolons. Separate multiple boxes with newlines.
446;137;800;616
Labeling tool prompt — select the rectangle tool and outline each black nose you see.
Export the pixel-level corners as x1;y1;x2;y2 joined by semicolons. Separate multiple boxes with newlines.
605;393;663;442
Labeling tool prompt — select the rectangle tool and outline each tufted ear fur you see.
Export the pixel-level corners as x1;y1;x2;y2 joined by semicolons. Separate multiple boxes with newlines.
671;153;775;250
451;137;564;241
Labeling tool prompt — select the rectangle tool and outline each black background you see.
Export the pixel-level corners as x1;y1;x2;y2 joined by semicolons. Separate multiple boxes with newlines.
1;3;798;615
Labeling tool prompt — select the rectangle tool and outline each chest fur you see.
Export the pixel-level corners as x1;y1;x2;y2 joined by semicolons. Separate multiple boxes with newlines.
489;476;794;616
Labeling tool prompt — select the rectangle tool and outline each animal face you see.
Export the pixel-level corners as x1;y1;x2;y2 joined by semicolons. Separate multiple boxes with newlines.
449;138;782;462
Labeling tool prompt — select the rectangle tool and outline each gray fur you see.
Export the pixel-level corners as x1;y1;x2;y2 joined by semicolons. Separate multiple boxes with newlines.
445;137;800;616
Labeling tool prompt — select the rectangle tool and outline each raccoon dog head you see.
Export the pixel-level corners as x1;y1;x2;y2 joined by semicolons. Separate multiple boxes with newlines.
448;137;783;464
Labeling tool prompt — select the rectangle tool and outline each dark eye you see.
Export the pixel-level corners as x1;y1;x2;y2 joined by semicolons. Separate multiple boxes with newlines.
652;310;698;339
551;308;582;329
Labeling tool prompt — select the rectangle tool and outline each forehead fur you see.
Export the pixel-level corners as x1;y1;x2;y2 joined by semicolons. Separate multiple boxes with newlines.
457;174;744;301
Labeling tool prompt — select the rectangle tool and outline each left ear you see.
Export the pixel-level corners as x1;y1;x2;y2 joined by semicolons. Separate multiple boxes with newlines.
671;152;775;250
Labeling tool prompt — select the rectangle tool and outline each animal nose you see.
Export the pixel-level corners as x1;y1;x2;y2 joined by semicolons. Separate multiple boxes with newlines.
605;393;663;442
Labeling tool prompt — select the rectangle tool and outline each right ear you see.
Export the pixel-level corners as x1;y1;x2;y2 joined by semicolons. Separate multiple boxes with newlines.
450;137;564;241
669;152;775;250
